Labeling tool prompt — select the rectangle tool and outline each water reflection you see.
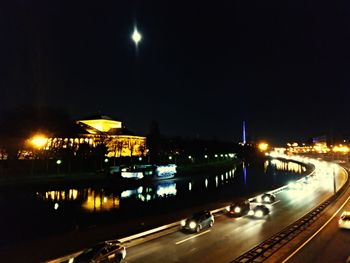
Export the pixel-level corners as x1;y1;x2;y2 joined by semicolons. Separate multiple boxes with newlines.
265;159;304;174
40;189;79;201
35;159;307;215
121;183;177;201
81;189;120;212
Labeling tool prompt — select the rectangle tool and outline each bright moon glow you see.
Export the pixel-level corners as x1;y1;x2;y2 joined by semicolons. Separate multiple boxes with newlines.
132;28;142;45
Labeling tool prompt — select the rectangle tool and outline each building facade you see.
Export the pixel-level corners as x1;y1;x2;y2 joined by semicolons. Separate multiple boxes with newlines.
43;115;147;157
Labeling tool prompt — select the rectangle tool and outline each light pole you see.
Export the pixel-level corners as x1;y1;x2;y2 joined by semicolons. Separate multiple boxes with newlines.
333;169;337;194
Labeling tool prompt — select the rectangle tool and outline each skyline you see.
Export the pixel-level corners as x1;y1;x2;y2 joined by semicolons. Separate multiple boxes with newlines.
1;0;350;144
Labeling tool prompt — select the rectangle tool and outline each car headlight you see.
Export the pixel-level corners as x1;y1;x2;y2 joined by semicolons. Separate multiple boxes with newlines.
181;220;186;226
122;247;126;259
248;210;254;216
264;196;270;202
234;206;241;213
255;210;264;218
226;206;230;212
189;221;197;229
256;196;262;202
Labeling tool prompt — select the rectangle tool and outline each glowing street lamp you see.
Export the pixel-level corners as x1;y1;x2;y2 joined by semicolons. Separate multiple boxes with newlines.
30;135;48;149
258;142;269;152
56;159;62;174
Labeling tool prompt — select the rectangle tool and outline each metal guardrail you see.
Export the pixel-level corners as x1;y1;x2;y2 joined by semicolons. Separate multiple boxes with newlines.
231;165;349;263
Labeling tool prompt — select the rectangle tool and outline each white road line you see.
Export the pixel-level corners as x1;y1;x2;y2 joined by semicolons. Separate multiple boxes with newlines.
270;200;281;206
282;194;350;263
175;230;211;245
251;200;281;206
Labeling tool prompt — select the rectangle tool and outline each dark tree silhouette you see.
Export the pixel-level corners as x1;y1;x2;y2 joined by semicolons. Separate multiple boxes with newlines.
0;105;72;160
147;120;161;164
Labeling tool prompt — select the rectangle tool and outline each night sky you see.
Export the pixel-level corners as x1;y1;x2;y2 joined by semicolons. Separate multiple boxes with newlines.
1;0;350;144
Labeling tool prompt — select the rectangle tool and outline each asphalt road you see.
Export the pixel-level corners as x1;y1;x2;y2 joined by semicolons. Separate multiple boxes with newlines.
279;165;350;263
123;166;347;263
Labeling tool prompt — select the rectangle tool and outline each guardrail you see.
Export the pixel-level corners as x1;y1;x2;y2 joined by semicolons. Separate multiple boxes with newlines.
231;165;349;263
47;157;314;263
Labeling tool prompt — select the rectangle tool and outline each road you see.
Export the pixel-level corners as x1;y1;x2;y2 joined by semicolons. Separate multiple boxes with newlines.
276;165;350;263
123;166;347;263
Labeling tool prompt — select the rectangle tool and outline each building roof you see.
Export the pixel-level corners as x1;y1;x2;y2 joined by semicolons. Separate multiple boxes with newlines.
79;114;117;121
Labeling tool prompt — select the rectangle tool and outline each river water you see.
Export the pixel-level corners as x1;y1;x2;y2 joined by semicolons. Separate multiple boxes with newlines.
0;158;310;247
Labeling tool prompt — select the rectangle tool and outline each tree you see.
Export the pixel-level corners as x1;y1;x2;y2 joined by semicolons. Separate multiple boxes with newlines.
0;105;71;160
147;120;161;164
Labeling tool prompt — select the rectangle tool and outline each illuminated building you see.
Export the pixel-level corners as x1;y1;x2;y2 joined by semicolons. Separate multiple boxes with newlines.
43;115;147;157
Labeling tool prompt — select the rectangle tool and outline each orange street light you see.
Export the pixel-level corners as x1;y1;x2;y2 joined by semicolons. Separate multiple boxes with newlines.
30;135;48;149
258;142;269;152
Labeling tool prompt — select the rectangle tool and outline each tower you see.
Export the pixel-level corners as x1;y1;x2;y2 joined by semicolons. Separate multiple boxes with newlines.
242;121;246;145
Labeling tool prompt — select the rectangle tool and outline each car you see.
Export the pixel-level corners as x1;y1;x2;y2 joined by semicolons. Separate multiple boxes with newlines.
68;240;126;263
257;193;276;203
248;205;270;218
226;199;251;217
181;210;214;233
339;212;350;229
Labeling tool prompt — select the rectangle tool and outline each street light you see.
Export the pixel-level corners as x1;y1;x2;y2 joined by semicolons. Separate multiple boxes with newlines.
56;159;62;174
30;135;48;149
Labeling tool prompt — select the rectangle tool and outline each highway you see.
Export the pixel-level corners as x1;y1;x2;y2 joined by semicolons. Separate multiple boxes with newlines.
272;165;350;263
122;164;347;263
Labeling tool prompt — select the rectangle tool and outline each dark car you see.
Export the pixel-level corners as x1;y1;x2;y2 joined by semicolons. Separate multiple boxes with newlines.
226;199;251;217
248;205;270;218
68;240;126;263
181;210;214;233
257;193;276;204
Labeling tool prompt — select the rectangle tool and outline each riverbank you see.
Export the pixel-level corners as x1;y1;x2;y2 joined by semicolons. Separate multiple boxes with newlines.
0;159;241;189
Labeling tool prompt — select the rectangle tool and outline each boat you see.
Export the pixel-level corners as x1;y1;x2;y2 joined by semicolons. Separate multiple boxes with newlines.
109;164;177;180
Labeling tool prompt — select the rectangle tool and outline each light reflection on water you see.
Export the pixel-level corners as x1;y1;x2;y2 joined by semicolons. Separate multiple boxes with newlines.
81;189;120;212
35;159;306;214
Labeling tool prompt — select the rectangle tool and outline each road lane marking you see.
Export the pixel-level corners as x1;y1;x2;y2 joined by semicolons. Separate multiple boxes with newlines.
175;230;211;245
251;200;281;206
270;200;281;206
282;192;350;262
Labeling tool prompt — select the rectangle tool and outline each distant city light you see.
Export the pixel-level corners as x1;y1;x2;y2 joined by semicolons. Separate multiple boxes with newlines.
56;159;62;165
104;158;109;163
204;155;208;159
188;155;192;159
139;157;142;161
258;142;269;152
333;145;350;153
169;156;173;160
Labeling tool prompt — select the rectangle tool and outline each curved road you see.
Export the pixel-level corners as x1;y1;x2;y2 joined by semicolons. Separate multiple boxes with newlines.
122;164;347;263
272;165;350;263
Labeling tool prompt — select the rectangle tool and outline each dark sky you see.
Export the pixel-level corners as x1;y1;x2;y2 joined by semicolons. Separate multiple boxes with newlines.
1;0;350;144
